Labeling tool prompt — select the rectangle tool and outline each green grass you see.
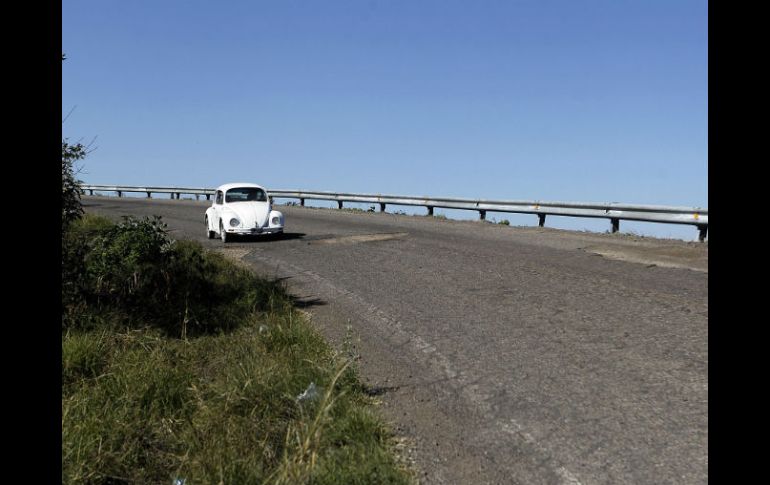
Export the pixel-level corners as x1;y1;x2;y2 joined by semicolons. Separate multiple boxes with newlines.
62;215;414;485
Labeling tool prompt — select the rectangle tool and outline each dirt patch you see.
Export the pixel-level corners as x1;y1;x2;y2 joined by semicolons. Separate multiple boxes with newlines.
310;232;408;245
582;244;708;272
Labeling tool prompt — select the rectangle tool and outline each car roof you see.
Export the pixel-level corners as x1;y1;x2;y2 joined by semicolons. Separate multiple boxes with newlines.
216;183;267;192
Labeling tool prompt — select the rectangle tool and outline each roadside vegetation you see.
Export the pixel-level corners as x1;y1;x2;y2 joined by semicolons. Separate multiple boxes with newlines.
62;149;412;484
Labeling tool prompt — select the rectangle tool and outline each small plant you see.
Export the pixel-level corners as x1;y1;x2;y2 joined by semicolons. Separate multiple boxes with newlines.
498;219;510;225
62;139;87;230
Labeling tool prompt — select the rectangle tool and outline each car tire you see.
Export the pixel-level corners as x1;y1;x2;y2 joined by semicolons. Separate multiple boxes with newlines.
206;217;215;239
220;222;228;243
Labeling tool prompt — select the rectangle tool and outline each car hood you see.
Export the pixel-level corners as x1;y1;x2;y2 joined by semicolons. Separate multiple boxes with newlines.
225;202;270;228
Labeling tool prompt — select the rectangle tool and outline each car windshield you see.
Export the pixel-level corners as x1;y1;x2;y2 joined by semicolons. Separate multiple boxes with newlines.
225;187;267;203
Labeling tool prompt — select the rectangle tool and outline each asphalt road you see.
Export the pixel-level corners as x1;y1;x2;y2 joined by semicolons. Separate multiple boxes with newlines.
83;196;708;485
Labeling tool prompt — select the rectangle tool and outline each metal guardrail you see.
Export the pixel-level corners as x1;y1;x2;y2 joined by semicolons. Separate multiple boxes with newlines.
81;184;709;241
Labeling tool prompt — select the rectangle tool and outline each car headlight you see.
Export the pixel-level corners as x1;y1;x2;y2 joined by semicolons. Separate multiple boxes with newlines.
271;216;281;225
229;218;240;227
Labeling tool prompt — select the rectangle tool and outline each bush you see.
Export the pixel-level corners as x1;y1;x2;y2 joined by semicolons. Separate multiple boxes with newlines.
84;215;174;305
63;215;292;337
62;140;86;230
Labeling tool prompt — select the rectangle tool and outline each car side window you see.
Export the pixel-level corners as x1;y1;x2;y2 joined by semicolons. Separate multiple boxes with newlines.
215;191;223;205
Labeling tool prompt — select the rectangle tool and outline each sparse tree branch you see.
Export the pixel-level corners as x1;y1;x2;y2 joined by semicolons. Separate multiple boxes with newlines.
62;105;77;124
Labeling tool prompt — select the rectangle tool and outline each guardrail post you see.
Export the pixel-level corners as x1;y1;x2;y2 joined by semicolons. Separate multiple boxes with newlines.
380;203;386;212
479;210;486;221
117;191;122;197
427;206;434;216
338;201;343;209
538;214;546;227
300;198;305;206
611;218;620;233
698;225;708;242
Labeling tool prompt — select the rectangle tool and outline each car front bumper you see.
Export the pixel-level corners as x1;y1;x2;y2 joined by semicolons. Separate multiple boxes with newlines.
226;226;283;235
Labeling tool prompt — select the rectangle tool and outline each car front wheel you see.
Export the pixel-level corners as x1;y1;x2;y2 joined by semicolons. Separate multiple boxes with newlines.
220;222;228;243
206;217;215;239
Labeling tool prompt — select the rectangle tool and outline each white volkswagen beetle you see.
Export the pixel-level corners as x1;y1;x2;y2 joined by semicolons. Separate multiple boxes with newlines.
205;183;284;242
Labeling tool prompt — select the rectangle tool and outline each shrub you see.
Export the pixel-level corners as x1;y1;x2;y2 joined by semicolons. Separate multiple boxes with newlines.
63;215;293;337
62;140;86;230
81;216;174;323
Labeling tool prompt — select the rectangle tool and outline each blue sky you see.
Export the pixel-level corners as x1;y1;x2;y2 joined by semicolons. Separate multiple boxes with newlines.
63;0;707;240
